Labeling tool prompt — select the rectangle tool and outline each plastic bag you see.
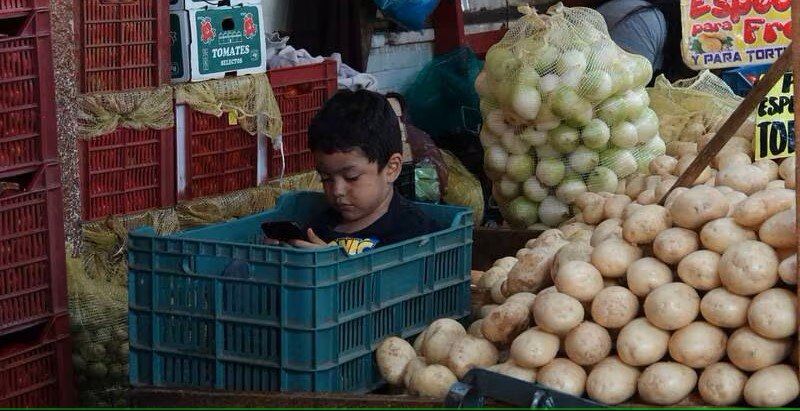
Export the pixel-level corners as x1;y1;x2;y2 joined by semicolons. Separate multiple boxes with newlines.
441;150;485;225
648;70;755;145
406;46;483;141
415;160;441;202
373;0;441;31
476;3;664;229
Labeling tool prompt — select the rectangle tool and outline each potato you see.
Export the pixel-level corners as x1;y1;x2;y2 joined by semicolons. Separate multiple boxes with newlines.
481;302;530;345
510;329;560;368
676;250;721;290
638;362;698;406
467;320;484;338
621;202;643;220
532;292;584;336
376;337;417;385
668;322;727;368
779;254;796;285
537;286;557;297
727;327;792;371
626;257;673;298
644;283;700;331
560;222;594;239
654;175;679;202
490;280;508;304
675;155;711;185
471;270;484;285
423;319;467;364
622;205;671;245
616;318;670;366
603;194;631;221
744;364;800;408
410;365;458;399
537;358;586;397
478;267;508;290
753;159;779;181
506;232;569;294
650;155;678;176
553;261;603;303
724;191;748;216
551;241;593;279
668;185;730;230
486;361;537;382
494;257;519;272
700;288;750;329
779;155;796;189
565;322;611;366
716;165;770;195
719;240;779;296
747;288;796;339
590;219;622;247
626;174;647;199
478;304;498;319
698;362;747;406
403;357;428;393
586;356;639;405
636;189;657;205
666;140;698;158
759;207;796;249
447;335;499;378
591;286;639;329
653;227;699;265
732;188;795;228
575;192;606;225
699;218;757;253
717;151;751;170
767;179;786;189
591;238;642;278
413;329;429;354
663;187;689;210
505;292;536;310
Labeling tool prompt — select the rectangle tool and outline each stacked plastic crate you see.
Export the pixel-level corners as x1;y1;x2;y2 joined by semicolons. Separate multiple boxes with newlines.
75;0;175;221
171;0;338;201
0;0;74;407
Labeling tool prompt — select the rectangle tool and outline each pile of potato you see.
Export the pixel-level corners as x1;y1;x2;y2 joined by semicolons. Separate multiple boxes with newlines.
376;134;798;407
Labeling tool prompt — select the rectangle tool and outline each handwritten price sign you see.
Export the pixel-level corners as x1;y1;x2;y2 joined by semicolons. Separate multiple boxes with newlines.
681;0;791;70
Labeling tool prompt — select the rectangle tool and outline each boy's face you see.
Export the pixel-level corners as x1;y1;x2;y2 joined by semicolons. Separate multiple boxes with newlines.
315;148;402;223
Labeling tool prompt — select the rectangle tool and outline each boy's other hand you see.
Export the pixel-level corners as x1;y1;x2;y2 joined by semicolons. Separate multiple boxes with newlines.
289;228;328;249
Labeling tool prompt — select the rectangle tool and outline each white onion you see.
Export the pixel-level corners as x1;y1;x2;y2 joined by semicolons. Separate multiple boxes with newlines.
497;177;520;199
587;166;618;193
509;196;540;226
581;119;611;150
519;127;548;146
511;85;542;121
568;146;600;174
556;178;588;205
579;70;614;102
633;108;660;144
502;131;532;155
484;145;509;173
538;74;561;96
539;196;571;227
611;122;638;149
549;124;580;154
486;109;513;136
506;154;536;182
523;177;550;202
537;158;566;187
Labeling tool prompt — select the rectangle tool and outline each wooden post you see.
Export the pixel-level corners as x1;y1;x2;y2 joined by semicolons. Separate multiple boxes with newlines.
433;0;467;55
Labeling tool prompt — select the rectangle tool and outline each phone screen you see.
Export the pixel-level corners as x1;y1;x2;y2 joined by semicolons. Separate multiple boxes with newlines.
261;221;308;243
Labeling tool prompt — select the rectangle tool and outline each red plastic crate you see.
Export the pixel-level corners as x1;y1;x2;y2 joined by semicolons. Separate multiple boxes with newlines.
0;164;67;337
0;0;48;17
79;127;176;221
179;108;258;201
0;313;74;408
73;0;170;93
266;59;338;179
0;9;57;174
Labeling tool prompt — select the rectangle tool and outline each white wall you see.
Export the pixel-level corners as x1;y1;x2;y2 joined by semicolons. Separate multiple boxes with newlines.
261;0;290;34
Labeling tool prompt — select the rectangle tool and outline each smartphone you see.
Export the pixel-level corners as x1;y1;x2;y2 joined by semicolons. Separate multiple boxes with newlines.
261;220;308;243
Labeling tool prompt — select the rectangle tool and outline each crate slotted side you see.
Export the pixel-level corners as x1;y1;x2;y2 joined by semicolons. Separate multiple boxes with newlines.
75;0;170;93
182;109;258;201
79;128;175;221
0;0;48;16
266;59;338;178
128;191;472;392
0;9;57;174
0;164;66;336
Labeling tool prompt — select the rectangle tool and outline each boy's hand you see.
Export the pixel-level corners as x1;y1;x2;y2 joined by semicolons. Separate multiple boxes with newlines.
289;228;328;249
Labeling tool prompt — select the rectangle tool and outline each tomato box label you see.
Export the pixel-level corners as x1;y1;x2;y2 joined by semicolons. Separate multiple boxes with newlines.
680;0;791;70
755;71;796;160
188;5;266;82
170;11;190;83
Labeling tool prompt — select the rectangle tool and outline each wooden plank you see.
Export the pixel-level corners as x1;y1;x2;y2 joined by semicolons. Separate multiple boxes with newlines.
659;46;793;204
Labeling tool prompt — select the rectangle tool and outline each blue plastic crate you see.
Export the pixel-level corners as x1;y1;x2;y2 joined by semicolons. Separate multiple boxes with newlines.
128;191;473;393
721;63;772;97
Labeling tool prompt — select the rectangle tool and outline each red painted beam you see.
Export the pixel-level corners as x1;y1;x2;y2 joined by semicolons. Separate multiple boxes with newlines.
433;0;466;55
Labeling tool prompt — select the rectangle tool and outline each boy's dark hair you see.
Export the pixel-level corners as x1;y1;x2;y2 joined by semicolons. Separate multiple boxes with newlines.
308;89;402;170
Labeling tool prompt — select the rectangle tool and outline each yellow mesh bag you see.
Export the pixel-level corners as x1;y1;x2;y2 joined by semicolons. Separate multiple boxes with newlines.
76;86;174;139
441;150;484;225
476;3;664;229
175;73;283;138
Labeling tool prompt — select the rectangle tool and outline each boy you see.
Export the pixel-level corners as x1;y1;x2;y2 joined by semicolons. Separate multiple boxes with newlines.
287;89;439;255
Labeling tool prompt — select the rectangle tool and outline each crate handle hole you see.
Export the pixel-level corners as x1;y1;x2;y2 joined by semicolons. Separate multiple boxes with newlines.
221;18;235;31
99;0;138;4
0;15;27;37
0;169;41;198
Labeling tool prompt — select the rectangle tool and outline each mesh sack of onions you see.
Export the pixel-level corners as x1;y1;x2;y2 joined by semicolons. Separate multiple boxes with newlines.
477;3;664;229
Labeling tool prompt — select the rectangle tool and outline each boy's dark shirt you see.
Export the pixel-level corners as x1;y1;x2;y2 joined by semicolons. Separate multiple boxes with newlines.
310;192;439;255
